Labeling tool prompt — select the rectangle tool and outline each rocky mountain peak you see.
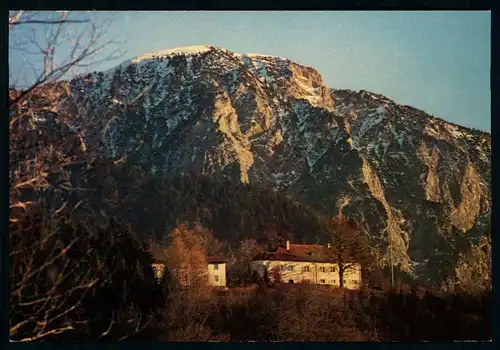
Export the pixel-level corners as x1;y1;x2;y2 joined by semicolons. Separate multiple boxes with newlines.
129;45;215;63
29;45;491;284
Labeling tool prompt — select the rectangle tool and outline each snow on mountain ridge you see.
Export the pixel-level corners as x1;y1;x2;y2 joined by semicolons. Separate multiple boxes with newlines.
27;46;491;285
130;45;214;63
128;45;295;66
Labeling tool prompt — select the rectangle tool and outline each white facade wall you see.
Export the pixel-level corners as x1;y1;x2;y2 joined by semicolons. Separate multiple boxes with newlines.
250;260;362;290
207;262;227;287
152;262;227;287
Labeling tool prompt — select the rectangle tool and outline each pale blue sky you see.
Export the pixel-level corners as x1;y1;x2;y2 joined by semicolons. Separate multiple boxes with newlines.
9;11;491;131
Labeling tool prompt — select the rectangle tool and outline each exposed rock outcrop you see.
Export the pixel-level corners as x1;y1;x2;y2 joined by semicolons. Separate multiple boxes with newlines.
22;45;490;283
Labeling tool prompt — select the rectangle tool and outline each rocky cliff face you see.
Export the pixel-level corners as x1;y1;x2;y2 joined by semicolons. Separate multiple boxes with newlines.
294;89;490;279
33;45;490;283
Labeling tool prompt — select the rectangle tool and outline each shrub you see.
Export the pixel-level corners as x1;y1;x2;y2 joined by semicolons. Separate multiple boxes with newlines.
10;213;164;341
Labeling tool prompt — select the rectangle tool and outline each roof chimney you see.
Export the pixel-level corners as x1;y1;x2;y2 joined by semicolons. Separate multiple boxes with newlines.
286;240;290;250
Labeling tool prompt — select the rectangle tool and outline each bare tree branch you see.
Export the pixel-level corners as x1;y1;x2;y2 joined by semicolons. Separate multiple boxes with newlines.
12;20;89;26
9;11;129;342
9;10;24;29
9;12;123;110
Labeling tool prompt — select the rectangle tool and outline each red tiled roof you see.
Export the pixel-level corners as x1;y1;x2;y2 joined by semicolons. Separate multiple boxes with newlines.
285;244;325;258
252;243;331;262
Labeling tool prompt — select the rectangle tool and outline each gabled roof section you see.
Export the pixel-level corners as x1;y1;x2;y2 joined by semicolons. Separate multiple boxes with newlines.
252;243;331;263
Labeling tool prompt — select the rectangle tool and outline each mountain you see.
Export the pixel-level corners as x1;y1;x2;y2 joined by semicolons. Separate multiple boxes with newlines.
21;45;491;284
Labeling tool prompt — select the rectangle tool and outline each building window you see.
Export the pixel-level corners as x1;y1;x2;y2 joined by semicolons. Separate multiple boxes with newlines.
213;263;219;270
289;279;294;284
351;280;358;284
302;266;310;272
330;266;337;272
331;280;336;284
320;279;326;284
282;265;294;271
214;275;219;282
319;267;326;272
343;280;347;285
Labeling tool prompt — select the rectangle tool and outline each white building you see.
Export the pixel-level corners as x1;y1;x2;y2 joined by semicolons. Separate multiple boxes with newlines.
152;256;227;288
206;256;227;287
250;241;362;289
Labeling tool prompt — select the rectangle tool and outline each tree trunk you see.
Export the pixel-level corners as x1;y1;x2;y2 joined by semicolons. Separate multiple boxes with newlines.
338;249;345;288
339;264;344;288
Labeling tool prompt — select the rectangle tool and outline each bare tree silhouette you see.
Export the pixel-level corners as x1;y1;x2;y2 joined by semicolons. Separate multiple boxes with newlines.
324;216;373;288
8;11;130;342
